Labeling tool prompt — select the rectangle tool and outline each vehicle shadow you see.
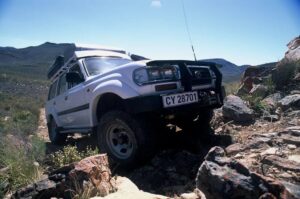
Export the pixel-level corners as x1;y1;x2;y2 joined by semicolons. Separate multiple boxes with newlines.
44;127;233;196
123;126;233;196
45;134;98;155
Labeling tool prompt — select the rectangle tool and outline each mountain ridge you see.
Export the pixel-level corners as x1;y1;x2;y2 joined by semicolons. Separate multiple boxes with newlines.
0;42;275;82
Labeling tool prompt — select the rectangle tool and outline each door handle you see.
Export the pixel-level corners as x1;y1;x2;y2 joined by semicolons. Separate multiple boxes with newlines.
64;96;68;101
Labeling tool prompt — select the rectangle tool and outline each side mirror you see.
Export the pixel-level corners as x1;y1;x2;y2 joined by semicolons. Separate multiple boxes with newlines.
66;72;84;83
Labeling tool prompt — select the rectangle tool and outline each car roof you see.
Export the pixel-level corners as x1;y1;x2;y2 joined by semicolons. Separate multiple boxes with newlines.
73;43;127;54
74;50;131;60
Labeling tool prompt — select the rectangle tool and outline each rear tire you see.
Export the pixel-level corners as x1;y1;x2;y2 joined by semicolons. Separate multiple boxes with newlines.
97;111;156;167
48;118;67;145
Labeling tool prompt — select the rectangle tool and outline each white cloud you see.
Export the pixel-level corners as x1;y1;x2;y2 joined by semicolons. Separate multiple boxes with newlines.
151;0;162;8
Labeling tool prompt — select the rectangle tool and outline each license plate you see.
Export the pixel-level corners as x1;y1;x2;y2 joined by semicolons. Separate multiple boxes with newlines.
162;91;198;108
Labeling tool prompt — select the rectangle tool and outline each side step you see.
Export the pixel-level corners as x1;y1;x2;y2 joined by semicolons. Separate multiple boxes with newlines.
58;127;92;134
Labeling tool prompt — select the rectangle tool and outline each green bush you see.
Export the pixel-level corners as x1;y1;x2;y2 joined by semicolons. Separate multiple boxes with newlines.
263;76;275;94
272;60;300;89
50;145;99;168
0;92;40;136
241;94;269;114
224;81;240;95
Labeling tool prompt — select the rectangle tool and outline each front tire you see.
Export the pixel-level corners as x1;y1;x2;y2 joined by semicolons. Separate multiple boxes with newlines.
97;111;156;167
48;118;67;145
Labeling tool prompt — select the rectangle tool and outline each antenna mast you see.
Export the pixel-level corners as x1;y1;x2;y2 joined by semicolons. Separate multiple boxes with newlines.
181;0;197;61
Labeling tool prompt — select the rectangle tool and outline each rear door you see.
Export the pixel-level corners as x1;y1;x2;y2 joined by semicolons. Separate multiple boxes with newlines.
55;73;70;127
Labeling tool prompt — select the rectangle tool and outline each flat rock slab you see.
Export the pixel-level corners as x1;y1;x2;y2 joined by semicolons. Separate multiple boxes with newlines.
91;177;169;199
225;138;270;155
280;134;300;146
261;155;300;172
279;94;300;110
288;155;300;164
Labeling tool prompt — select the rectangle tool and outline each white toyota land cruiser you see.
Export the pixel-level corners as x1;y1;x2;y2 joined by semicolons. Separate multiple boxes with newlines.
45;44;225;166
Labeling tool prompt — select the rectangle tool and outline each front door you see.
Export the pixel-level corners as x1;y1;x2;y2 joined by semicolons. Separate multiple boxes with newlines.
56;63;90;128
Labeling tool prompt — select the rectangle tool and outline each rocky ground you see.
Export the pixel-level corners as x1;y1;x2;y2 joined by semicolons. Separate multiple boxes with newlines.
14;94;300;198
9;36;300;199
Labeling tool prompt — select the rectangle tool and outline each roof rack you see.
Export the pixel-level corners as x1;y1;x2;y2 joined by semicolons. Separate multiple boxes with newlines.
47;55;65;80
47;43;127;80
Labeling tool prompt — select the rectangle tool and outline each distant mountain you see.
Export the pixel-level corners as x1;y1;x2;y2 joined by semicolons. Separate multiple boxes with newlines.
0;42;72;79
0;42;274;82
0;42;71;65
200;58;248;82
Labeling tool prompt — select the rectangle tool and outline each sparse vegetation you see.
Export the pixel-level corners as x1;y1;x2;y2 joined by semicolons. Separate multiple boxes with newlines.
0;72;47;196
240;94;269;114
272;60;300;89
0;136;45;193
50;145;99;168
71;179;98;199
224;81;240;95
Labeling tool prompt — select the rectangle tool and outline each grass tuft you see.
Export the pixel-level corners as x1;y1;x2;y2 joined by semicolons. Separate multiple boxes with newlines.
50;145;99;168
0;136;45;192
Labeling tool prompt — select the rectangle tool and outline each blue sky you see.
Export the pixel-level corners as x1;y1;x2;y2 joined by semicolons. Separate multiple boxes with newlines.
0;0;299;65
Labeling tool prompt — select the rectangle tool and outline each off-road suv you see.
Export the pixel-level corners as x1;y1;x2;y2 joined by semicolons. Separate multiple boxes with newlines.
45;44;225;166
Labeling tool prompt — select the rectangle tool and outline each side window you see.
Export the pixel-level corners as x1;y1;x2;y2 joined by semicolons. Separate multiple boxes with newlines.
57;73;67;95
48;80;58;100
68;64;84;89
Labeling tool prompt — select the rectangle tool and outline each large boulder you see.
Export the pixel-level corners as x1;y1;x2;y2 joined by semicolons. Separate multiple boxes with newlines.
262;92;283;112
278;94;300;111
196;147;296;199
68;155;117;197
13;154;116;199
222;95;254;123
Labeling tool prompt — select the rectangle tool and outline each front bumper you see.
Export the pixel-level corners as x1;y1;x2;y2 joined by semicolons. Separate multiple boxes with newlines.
124;86;225;115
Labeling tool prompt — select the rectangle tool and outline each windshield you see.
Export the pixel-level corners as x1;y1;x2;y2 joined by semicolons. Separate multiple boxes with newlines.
84;57;132;76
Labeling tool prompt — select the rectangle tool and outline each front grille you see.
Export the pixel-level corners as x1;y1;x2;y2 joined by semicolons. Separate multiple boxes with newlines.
188;67;212;85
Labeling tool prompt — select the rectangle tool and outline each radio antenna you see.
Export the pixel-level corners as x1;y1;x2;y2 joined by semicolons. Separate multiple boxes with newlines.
181;0;197;61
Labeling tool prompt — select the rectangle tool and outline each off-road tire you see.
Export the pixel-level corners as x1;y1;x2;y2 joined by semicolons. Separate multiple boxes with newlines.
48;118;67;145
97;111;157;167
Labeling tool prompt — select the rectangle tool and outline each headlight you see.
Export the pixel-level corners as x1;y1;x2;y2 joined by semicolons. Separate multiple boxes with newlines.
133;65;180;85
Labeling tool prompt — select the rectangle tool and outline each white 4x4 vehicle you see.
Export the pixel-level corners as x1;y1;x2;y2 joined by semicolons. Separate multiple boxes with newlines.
45;44;225;166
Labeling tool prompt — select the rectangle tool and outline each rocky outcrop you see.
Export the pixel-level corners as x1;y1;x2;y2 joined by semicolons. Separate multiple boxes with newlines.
196;147;296;199
13;154;116;199
237;63;275;96
272;36;300;90
285;36;300;62
222;95;254;123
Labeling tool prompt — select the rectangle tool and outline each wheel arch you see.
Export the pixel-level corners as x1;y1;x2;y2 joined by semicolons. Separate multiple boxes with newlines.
91;93;125;126
89;80;139;126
